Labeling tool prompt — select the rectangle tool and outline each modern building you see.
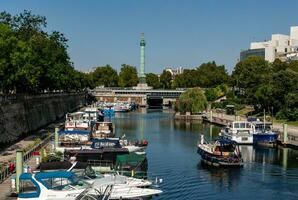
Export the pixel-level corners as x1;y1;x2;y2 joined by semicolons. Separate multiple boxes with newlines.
165;67;184;77
240;26;298;62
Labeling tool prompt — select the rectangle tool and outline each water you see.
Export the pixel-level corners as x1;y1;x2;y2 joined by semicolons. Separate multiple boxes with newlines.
111;109;298;200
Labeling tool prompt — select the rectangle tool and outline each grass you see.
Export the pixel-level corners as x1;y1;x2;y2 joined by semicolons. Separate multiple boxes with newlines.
273;119;298;126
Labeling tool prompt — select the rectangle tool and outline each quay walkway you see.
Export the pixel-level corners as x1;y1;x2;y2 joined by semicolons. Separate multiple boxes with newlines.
0;122;63;199
204;111;298;147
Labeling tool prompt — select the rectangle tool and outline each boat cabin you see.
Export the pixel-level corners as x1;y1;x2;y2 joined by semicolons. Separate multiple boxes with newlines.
225;121;254;134
18;171;89;200
92;122;114;139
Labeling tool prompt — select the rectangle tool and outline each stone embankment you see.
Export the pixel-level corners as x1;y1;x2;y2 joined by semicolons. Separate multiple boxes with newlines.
0;93;86;143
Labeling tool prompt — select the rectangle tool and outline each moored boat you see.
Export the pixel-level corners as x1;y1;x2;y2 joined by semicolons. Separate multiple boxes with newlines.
221;121;254;144
197;135;243;167
17;171;103;200
251;121;278;146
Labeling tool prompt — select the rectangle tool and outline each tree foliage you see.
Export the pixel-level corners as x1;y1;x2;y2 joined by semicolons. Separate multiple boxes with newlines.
231;56;298;121
160;70;172;89
92;65;118;87
145;73;160;89
0;10;88;93
176;87;207;114
118;64;139;87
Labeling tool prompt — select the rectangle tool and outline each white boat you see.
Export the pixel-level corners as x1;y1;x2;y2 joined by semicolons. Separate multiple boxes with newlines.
221;121;254;144
37;162;162;199
17;171;104;200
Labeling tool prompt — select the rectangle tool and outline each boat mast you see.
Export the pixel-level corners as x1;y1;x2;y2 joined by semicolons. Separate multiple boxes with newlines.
263;109;266;132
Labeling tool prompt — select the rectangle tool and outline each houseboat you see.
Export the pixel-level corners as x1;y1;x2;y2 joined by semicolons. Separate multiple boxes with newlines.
197;135;243;167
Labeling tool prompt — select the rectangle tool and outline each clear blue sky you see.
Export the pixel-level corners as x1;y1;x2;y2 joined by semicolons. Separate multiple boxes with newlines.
1;0;298;73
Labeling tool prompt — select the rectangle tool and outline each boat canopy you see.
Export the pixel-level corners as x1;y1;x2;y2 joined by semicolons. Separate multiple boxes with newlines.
59;130;91;135
216;136;238;145
35;171;75;181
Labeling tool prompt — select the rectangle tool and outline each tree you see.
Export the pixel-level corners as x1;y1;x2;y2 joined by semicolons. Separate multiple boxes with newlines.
176;87;207;114
232;56;271;102
160;70;172;89
0;10;89;93
118;64;138;87
196;61;230;87
145;73;160;89
92;65;118;87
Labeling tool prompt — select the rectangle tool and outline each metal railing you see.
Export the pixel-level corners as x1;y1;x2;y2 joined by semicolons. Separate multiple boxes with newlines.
0;133;53;183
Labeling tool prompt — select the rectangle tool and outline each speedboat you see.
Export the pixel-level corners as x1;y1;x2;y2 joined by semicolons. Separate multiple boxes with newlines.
197;135;243;167
39;161;152;188
17;171;104;200
220;121;254;144
38;162;162;199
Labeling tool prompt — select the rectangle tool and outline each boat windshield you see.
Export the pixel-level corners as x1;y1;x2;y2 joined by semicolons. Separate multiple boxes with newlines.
71;166;104;180
39;175;90;191
255;124;272;131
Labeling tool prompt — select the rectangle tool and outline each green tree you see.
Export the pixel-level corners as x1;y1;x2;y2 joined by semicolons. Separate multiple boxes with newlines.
232;56;271;102
176;87;207;114
196;61;230;87
118;64;138;87
160;70;172;89
92;65;118;87
145;73;160;89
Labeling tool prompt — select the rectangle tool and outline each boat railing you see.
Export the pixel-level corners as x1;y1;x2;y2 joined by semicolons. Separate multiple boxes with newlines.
88;160;114;168
101;184;113;200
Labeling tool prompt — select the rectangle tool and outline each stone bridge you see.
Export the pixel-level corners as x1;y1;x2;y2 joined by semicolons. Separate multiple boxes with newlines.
91;87;185;107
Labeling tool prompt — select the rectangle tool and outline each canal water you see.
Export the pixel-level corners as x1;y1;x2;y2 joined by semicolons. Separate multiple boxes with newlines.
112;109;298;200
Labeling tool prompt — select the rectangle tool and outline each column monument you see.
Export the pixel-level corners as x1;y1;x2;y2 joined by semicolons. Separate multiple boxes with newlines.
134;33;152;90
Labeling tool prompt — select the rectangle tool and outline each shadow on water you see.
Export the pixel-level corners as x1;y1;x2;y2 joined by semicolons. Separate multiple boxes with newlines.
197;161;242;191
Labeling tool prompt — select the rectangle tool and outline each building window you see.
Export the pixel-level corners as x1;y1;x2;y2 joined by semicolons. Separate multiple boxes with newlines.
275;49;277;53
285;48;287;53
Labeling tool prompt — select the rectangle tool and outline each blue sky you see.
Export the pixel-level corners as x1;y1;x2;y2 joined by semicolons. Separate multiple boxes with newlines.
1;0;298;73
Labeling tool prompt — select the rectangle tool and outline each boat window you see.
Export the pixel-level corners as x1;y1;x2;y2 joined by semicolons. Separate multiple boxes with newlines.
240;123;246;128
20;180;38;194
19;179;40;198
246;123;251;128
234;123;240;128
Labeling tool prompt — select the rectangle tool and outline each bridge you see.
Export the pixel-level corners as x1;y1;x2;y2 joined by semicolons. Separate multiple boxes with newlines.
91;87;185;107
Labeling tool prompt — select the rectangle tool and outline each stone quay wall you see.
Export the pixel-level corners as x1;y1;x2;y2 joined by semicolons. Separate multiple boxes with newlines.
0;93;86;143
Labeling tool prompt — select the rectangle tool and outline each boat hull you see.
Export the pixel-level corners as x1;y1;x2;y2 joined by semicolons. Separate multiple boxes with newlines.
253;133;278;146
197;148;243;168
222;132;253;145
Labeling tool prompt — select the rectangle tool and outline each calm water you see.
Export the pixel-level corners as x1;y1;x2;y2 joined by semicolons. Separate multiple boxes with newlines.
111;109;298;200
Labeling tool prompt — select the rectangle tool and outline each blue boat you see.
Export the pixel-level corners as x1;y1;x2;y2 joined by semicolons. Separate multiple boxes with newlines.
252;121;278;146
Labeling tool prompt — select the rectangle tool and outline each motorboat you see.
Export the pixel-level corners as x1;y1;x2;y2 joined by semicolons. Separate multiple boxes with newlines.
17;171;105;200
220;121;254;144
197;135;243;167
37;162;162;199
251;121;278;146
39;161;152;188
91;122;115;139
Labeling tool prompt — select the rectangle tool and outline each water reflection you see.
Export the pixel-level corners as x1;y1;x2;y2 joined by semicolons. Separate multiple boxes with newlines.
111;109;298;200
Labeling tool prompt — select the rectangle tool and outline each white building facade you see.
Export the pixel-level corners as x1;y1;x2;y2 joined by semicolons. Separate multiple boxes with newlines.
241;26;298;62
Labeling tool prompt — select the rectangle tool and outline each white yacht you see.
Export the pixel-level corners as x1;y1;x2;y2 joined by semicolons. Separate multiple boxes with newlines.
221;121;254;144
17;171;105;200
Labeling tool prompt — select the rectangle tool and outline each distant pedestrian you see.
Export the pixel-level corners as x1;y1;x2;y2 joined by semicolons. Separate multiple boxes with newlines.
8;163;15;173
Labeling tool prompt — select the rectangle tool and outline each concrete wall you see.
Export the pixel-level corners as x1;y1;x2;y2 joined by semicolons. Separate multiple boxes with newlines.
0;93;85;143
